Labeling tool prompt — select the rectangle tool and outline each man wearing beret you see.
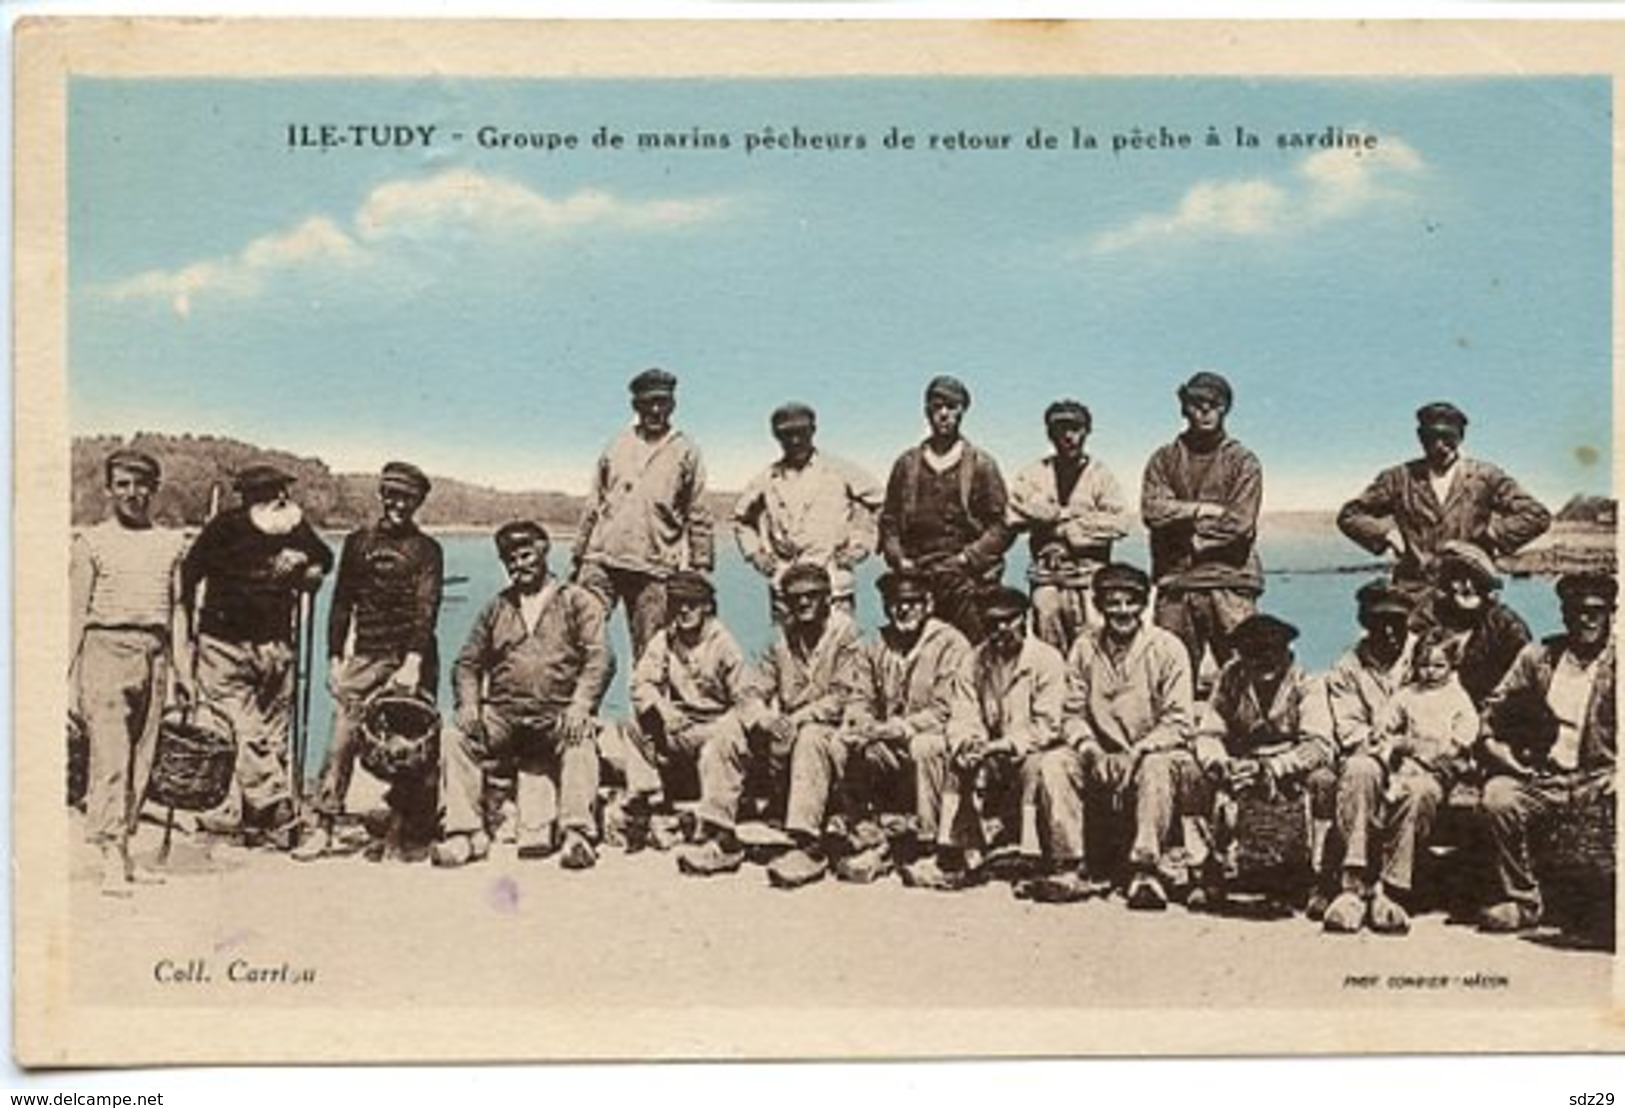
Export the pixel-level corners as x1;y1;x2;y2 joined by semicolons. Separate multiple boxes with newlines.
182;462;333;849
1035;563;1197;908
836;570;977;885
1477;572;1617;933
626;571;757;876
69;449;193;895
1337;401;1550;595
1412;540;1531;710
1007;399;1130;656
432;522;615;869
297;462;444;862
1316;580;1417;918
879;375;1012;643
733;402;882;620
744;564;867;889
574;368;713;662
1190;614;1335;910
1141;372;1264;679
917;587;1066;894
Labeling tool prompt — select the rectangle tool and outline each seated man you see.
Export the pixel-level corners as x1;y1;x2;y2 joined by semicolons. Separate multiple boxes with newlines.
1414;540;1531;709
1319;580;1416;916
836;571;976;885
748;564;866;889
434;522;614;869
1478;572;1616;934
908;588;1065;894
1191;614;1335;910
1325;627;1478;934
626;571;758;877
1035;563;1196;909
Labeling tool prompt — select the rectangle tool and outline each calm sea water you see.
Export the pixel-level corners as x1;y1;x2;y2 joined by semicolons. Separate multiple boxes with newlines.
296;523;1566;769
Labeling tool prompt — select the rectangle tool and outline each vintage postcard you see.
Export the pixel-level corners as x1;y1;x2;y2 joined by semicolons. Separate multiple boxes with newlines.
13;19;1625;1066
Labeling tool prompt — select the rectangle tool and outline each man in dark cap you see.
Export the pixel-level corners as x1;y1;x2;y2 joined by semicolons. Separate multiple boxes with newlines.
1413;540;1531;710
1141;371;1264;679
903;587;1066;893
1313;580;1417;919
879;375;1012;643
431;521;614;870
742;564;866;889
1008;399;1130;656
1477;572;1617;933
181;461;333;849
733;402;882;620
1337;401;1550;595
70;449;193;895
296;462;443;862
624;571;757;876
835;569;976;885
574;368;713;663
1190;613;1335;910
1034;562;1197;908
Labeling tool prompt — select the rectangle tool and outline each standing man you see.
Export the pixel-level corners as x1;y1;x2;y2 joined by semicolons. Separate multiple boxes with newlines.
69;449;192;895
837;570;976;885
879;375;1011;643
1141;372;1264;678
626;572;757;876
1034;563;1196;908
1007;399;1130;655
296;462;443;862
181;463;332;850
433;521;614;870
574;368;713;662
1477;572;1616;934
1337;401;1551;595
747;564;867;889
732;402;882;618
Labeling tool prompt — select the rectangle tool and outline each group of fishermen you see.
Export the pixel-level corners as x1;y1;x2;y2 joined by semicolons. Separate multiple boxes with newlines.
70;366;1613;941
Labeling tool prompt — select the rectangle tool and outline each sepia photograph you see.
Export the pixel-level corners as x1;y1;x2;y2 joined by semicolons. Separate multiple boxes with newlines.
11;18;1623;1068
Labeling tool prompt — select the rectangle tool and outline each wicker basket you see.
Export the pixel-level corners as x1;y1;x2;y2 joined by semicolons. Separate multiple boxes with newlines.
146;702;237;812
359;687;441;783
1232;791;1312;895
1530;784;1616;946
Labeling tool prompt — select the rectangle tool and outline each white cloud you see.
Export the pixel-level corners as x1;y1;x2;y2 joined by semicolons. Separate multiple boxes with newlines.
1089;136;1426;257
98;169;732;318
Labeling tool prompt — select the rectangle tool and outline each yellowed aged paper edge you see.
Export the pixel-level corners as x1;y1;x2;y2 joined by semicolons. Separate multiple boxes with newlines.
13;17;1625;1066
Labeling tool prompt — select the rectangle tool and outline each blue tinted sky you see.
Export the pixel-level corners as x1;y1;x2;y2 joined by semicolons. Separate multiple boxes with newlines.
69;77;1611;509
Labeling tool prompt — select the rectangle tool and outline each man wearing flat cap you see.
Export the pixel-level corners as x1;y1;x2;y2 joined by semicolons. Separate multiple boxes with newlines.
1413;540;1531;710
70;448;194;895
905;587;1066;893
624;571;758;876
432;521;614;870
1314;580;1418;920
742;564;867;889
1034;562;1197;909
182;461;333;849
879;375;1012;643
1477;572;1617;934
1008;400;1130;656
297;462;444;862
574;368;713;663
1141;371;1264;679
835;570;977;885
1190;614;1335;910
1337;401;1550;594
733;402;882;620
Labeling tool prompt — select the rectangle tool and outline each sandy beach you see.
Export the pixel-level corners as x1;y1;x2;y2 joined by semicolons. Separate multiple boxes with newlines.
69;806;1611;1030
